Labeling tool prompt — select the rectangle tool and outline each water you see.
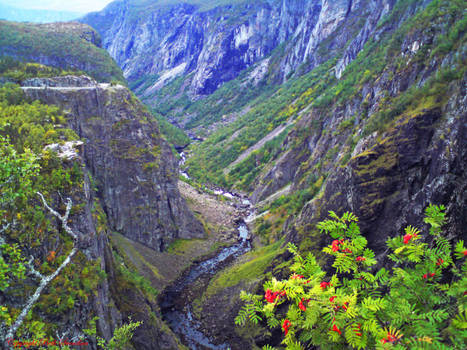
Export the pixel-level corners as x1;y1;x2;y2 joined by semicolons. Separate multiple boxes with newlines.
165;149;253;348
160;223;251;349
163;307;229;350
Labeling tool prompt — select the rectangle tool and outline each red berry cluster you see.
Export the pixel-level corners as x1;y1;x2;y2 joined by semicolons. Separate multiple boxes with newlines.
403;232;418;244
331;239;344;252
298;297;310;311
342;302;349;311
436;258;444;266
264;289;286;303
356;256;366;262
381;333;398;344
331;324;342;335
332;239;353;254
330;296;349;311
463;250;467;256
291;274;304;279
282;319;291;335
422;272;436;279
320;281;331;290
354;324;362;337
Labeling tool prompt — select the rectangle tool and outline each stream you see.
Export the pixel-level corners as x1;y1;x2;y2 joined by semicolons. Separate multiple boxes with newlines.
159;151;254;349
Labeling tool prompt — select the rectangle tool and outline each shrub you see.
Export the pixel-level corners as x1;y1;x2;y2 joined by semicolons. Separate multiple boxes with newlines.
236;205;466;349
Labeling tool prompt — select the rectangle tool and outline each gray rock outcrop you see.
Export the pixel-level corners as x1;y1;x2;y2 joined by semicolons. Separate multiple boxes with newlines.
22;76;204;251
81;0;394;97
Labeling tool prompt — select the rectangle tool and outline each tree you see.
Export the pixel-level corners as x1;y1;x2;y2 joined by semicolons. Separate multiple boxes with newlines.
0;136;141;349
0;136;80;344
84;317;142;350
1;193;80;344
236;206;467;349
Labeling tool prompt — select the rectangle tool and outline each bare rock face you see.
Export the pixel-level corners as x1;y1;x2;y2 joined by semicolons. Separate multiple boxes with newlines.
81;0;395;97
294;98;467;254
32;154;181;349
22;76;204;251
44;140;84;160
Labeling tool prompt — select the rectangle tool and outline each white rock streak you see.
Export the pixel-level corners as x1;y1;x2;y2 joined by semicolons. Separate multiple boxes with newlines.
4;193;80;341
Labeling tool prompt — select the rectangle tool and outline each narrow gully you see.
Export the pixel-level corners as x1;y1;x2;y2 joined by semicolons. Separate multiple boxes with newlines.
158;150;254;349
159;222;251;349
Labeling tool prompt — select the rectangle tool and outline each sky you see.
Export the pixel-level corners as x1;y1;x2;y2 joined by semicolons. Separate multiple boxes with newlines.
0;0;115;13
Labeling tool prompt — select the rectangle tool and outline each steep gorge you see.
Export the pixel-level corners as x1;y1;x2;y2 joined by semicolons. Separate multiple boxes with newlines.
80;0;467;347
81;0;398;99
0;0;466;349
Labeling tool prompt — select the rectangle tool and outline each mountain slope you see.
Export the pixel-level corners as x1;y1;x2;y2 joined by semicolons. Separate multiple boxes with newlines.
0;20;124;83
77;0;466;347
82;0;391;98
174;1;467;346
22;76;204;251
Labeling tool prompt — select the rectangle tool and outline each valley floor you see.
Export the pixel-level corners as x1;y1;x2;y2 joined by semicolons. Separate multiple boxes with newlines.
111;180;243;292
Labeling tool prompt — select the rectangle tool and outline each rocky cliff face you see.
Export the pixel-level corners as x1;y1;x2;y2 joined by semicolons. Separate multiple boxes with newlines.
249;0;467;252
42;158;122;346
22;76;204;252
81;0;396;97
15;142;182;349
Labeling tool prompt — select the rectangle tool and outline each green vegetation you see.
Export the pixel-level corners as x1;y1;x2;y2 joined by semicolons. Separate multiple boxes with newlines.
182;0;466;195
0;81;110;341
0;56;83;83
112;246;160;303
227;126;291;191
84;316;142;350
263;180;322;215
0;83;78;153
111;232;163;280
205;241;284;298
237;206;467;349
0;20;125;83
185;59;336;188
167;238;204;255
151;110;191;148
124;0;257;16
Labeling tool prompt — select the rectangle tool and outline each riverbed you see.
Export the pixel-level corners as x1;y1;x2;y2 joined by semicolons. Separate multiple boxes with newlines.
159;151;254;349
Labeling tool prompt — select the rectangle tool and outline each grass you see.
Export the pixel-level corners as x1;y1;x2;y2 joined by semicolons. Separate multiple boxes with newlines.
167;237;206;255
111;232;163;280
204;240;284;297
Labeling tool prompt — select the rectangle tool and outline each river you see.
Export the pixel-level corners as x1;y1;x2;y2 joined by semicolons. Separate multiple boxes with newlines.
159;151;254;349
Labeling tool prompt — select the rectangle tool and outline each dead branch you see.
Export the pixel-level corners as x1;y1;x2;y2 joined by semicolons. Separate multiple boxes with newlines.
3;192;80;341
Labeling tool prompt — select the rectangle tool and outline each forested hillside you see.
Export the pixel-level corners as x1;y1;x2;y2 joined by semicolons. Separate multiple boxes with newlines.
0;21;124;83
